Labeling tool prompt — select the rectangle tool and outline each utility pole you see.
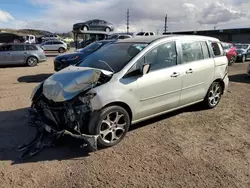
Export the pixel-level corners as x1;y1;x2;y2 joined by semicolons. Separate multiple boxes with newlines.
164;14;168;33
126;9;130;34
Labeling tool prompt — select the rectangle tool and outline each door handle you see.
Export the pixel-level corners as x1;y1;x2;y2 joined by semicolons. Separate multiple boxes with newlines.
171;72;180;77
24;52;27;54
186;69;193;74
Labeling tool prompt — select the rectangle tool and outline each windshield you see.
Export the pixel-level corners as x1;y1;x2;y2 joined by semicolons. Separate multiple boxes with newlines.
235;44;249;50
78;41;105;52
77;42;148;73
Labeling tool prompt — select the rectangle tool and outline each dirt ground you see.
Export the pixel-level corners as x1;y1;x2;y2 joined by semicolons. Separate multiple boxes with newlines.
0;52;250;188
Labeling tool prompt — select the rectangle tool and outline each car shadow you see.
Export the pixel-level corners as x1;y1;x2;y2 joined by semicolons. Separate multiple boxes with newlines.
229;74;250;84
0;103;206;164
17;74;52;83
0;107;90;165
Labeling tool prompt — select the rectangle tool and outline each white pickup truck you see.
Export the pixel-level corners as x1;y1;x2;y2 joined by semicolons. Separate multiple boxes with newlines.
24;35;36;44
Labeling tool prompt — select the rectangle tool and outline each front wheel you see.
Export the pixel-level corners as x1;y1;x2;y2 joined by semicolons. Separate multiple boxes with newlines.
203;82;223;109
26;56;38;67
88;106;130;148
105;27;111;32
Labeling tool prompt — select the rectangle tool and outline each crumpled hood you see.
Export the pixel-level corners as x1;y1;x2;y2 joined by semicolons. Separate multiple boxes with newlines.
43;66;112;102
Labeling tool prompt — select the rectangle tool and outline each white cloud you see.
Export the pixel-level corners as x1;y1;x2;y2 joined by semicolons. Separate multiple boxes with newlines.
3;0;250;32
0;10;14;23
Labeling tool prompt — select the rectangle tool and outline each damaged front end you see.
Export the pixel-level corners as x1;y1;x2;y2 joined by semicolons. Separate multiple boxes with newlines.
18;66;112;159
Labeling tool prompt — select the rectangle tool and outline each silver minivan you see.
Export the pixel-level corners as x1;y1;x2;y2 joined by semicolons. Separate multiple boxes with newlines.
27;35;229;154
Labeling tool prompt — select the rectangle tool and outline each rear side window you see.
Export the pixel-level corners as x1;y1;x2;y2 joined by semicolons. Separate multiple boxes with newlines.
11;45;24;51
150;32;154;35
211;42;224;56
200;41;210;59
0;45;12;51
145;33;149;36
181;41;203;63
26;45;38;51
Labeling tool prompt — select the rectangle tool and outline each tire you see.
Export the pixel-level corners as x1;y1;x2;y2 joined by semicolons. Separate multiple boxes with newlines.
58;47;65;53
203;82;223;109
82;26;88;31
228;56;236;66
88;105;131;148
26;56;38;67
242;55;246;63
105;27;111;32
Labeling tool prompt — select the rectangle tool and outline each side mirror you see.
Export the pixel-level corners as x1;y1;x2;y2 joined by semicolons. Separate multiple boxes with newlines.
223;51;227;56
142;63;150;75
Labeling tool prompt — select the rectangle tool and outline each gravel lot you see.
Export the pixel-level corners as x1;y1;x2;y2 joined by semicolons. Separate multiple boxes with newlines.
0;52;250;188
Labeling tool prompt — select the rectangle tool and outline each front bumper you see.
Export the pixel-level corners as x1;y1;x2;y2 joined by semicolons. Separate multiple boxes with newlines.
18;107;98;159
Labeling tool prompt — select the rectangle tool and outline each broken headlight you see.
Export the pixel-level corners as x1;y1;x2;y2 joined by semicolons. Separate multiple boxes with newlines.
79;92;96;103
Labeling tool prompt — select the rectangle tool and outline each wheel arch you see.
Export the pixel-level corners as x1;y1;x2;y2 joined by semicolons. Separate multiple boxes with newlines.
213;78;225;94
26;55;38;63
102;101;133;121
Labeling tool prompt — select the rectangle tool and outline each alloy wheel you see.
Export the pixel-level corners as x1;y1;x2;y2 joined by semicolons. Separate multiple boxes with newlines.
208;83;221;107
27;57;37;66
99;111;127;144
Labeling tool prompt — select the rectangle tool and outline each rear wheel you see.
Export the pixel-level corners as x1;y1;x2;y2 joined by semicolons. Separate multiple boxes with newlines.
82;26;88;31
242;55;246;63
203;82;223;109
88;105;130;148
26;56;38;67
58;47;65;53
228;56;236;66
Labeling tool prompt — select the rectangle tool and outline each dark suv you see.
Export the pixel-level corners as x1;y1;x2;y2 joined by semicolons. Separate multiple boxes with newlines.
73;19;114;32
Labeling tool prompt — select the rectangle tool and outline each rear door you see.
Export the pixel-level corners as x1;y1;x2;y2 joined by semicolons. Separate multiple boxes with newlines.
11;45;26;64
177;40;215;106
0;45;8;64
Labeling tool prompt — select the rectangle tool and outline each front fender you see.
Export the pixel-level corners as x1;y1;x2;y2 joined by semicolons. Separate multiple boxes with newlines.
89;82;139;121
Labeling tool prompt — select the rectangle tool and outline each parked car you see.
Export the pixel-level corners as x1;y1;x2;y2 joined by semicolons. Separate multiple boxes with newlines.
0;43;46;66
41;34;60;41
136;32;155;36
221;42;237;65
24;35;229;159
54;40;115;71
0;33;25;44
107;34;132;40
73;19;114;32
40;40;68;53
234;43;250;62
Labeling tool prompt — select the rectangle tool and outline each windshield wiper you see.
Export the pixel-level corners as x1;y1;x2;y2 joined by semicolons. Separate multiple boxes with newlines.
98;60;115;73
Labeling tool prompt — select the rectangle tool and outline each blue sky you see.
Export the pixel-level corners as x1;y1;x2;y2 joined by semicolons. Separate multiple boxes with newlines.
0;0;43;19
0;0;250;33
